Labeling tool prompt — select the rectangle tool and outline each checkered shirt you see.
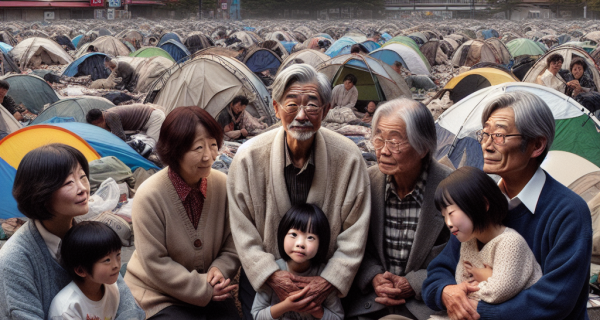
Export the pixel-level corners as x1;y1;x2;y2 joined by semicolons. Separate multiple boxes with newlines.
384;163;428;276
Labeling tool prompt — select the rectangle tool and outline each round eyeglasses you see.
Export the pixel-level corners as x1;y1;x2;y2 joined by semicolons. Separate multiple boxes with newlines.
372;137;409;153
280;104;323;116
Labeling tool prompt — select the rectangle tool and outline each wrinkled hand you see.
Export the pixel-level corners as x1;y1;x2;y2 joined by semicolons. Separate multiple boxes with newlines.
464;262;493;283
567;80;582;90
269;286;315;319
294;275;335;307
383;271;415;299
372;273;405;306
211;278;237;301
442;283;480;320
207;267;225;286
267;270;301;302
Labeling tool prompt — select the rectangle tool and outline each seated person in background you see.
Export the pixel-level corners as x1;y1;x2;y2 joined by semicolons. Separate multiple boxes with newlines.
331;74;358;111
536;53;566;93
49;221;123;320
391;61;405;75
563;57;597;97
217;95;267;141
0;80;22;121
361;101;377;123
86;105;165;148
104;57;138;92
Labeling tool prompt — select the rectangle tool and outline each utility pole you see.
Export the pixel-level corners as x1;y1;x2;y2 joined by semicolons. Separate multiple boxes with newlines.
198;0;202;19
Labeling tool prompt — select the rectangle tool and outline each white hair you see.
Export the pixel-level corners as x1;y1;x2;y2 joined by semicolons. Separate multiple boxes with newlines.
271;64;332;106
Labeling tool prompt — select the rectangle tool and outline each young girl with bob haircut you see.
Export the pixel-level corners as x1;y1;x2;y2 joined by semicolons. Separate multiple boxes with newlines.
49;221;123;320
251;203;344;320
429;166;542;319
0;143;144;320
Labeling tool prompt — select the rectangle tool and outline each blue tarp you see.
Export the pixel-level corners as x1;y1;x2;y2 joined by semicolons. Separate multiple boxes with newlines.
159;39;191;63
325;37;358;57
245;50;281;73
72;35;83;48
480;29;499;40
158;32;182;46
50;123;159;172
0;157;18;219
62;52;109;78
0;42;13;54
281;41;297;53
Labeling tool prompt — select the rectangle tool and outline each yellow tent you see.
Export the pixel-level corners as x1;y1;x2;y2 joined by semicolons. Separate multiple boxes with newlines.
0;125;100;169
435;67;519;103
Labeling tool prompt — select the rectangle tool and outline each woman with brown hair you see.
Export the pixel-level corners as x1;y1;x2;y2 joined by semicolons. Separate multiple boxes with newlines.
124;106;240;320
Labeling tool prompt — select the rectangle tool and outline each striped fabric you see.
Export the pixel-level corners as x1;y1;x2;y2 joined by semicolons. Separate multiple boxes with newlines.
283;133;315;206
383;163;428;276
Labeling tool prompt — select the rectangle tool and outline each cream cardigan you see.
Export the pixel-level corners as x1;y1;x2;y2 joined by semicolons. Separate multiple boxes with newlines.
124;168;239;318
227;127;371;297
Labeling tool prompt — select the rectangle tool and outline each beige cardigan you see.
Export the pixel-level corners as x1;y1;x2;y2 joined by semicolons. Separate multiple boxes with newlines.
124;168;239;318
227;127;371;297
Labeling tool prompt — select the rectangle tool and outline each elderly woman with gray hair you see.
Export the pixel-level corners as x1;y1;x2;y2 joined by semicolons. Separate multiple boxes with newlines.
344;98;453;320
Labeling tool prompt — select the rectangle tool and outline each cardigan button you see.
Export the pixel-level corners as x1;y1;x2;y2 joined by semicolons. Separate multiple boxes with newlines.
364;302;371;309
194;239;202;248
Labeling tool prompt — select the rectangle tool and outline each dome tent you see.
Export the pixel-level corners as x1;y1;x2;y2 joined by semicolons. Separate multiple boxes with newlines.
116;56;175;93
277;49;330;75
316;54;411;109
435;82;600;170
184;33;214;54
0;102;21;139
62;52;111;80
451;39;505;68
30;96;115;125
129;47;175;62
506;38;546;59
369;43;431;75
158;39;191;63
145;54;276;126
10;37;73;69
433;67;518;103
242;46;282;74
75;36;131;59
1;74;59;114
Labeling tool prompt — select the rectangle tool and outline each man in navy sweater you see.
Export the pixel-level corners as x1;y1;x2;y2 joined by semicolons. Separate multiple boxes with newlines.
422;91;592;320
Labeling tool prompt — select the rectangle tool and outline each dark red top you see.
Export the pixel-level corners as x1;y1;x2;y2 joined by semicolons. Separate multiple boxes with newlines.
168;168;207;230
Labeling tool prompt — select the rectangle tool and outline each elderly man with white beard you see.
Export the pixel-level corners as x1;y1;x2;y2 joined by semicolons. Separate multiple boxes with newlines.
227;64;371;320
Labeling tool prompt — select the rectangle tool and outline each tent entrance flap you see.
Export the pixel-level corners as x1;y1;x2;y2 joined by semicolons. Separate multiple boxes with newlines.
450;75;492;103
332;66;384;101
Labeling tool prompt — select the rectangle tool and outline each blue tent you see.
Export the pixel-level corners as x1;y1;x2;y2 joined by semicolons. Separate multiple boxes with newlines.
122;40;136;53
280;41;297;53
158;32;182;46
325;37;358;57
244;48;282;73
159;39;191;63
0;42;13;54
0;157;17;219
51;123;159;172
381;33;392;42
62;52;110;80
361;40;381;52
72;34;83;48
0;123;159;219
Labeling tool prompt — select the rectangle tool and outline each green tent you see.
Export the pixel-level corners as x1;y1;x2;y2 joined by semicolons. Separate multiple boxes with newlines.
382;36;429;71
506;38;546;58
129;47;175;62
563;41;598;54
1;74;59;115
30;96;115;125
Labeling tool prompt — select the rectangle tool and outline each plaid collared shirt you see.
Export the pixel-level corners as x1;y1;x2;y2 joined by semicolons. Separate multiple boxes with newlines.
384;162;428;276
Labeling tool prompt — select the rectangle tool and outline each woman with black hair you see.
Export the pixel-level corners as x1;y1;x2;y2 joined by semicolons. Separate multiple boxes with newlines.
0;143;144;320
537;53;566;93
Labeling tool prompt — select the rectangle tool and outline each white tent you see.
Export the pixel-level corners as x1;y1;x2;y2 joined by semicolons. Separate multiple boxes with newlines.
277;49;330;75
116;56;175;93
10;37;73;69
369;43;431;75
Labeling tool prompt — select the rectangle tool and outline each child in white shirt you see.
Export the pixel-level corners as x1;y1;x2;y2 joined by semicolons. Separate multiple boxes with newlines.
49;221;122;320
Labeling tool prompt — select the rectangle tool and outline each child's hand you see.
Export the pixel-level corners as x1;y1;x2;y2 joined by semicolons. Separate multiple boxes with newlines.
207;267;225;286
464;261;493;283
270;286;314;319
211;278;238;301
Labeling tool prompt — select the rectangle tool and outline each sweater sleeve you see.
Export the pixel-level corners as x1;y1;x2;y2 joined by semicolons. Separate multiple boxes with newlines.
422;236;462;311
114;275;145;320
227;156;280;290
251;287;276;320
477;205;592;320
131;190;215;307
354;237;385;293
476;233;541;304
320;158;371;297
0;257;45;320
208;200;240;280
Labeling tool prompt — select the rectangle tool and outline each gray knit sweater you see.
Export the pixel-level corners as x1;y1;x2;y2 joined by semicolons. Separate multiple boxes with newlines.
0;221;145;320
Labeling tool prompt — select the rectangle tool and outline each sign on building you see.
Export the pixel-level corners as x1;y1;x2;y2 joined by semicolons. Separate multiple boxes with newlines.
91;0;104;6
107;8;115;19
108;0;121;7
44;11;55;19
